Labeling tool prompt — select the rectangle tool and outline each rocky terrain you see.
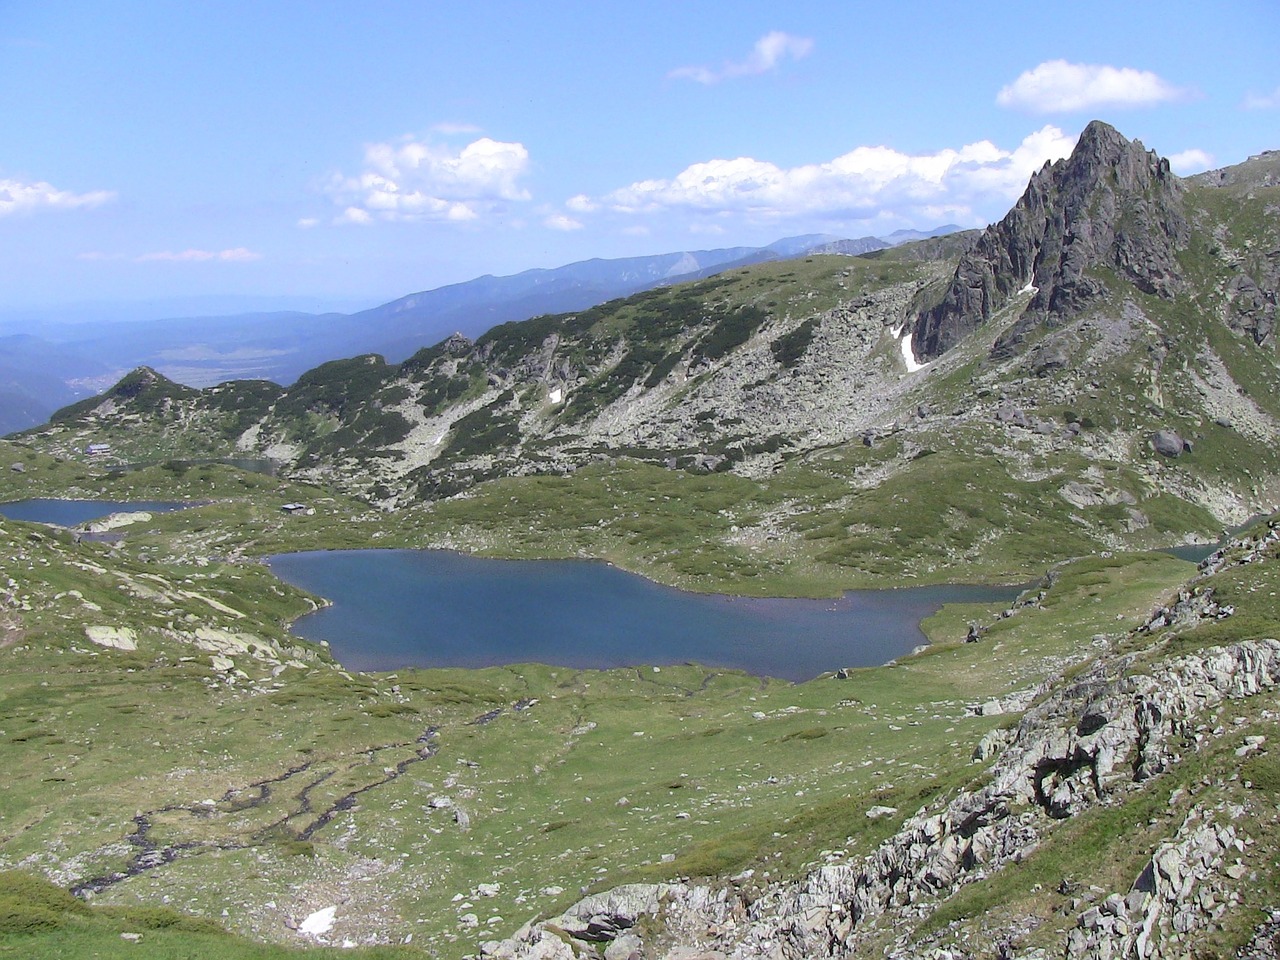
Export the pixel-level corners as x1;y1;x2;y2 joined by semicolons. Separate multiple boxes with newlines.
484;526;1280;960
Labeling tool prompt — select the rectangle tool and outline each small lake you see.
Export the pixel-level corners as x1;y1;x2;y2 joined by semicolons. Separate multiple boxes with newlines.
0;499;192;527
269;550;1026;682
1162;543;1218;564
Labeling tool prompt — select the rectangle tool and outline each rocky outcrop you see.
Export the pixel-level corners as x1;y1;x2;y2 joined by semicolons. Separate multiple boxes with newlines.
483;633;1280;960
1065;806;1248;959
1222;271;1277;347
913;121;1189;361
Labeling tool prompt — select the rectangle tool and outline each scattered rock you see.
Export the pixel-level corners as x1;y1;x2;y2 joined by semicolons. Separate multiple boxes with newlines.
1153;429;1186;457
85;625;138;651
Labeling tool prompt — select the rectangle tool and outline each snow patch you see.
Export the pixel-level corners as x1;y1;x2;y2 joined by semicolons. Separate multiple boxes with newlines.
299;906;337;937
548;387;564;405
1019;281;1039;295
898;326;927;373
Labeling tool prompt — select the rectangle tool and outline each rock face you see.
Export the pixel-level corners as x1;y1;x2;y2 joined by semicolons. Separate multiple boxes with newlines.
84;625;138;650
913;121;1189;361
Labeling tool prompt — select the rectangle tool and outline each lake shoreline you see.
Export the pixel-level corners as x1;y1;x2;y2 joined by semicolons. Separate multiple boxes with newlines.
267;547;1029;683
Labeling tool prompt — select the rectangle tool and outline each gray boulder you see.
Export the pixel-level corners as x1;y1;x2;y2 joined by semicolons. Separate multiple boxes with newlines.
1153;430;1186;457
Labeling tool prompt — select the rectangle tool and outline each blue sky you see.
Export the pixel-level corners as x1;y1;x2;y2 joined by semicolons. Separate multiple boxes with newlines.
0;0;1276;316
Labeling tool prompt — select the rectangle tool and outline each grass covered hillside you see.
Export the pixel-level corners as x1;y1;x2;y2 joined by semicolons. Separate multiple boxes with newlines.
1;433;1279;957
1;122;1279;958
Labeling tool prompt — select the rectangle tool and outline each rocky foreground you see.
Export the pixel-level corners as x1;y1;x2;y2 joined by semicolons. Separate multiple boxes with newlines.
483;527;1280;960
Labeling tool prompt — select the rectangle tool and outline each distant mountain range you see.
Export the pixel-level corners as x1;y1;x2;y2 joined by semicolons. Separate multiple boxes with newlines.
0;227;959;435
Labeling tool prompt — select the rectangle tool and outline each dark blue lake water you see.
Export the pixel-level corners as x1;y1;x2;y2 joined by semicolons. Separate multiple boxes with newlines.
0;499;191;526
269;550;1025;682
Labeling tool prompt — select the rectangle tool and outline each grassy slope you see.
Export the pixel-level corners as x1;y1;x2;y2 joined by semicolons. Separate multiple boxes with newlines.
0;256;1277;954
0;440;1208;955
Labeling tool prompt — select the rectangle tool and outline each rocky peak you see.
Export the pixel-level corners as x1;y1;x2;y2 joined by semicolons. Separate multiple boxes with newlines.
109;366;181;400
912;121;1188;361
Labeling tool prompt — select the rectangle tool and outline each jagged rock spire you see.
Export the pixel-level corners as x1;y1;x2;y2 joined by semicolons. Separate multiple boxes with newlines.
912;121;1188;361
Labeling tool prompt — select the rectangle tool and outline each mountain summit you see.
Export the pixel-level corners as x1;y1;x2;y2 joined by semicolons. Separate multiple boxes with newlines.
913;120;1189;360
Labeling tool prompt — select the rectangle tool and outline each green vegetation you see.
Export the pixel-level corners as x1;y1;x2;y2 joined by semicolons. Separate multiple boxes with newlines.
770;316;819;368
0;870;418;957
0;470;1209;958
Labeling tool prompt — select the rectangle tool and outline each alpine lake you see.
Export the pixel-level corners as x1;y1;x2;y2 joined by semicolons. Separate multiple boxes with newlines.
268;549;1025;682
0;497;1026;682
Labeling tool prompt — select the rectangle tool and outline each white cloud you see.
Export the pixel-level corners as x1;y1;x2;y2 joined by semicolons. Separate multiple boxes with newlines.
296;217;320;229
337;206;374;226
136;248;262;263
1242;86;1280;110
584;126;1077;229
326;134;531;225
670;31;813;84
544;213;583;231
0;177;114;216
997;60;1187;112
565;193;599;213
1168;149;1215;174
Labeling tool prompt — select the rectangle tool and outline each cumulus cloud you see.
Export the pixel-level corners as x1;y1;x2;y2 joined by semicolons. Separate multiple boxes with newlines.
669;31;813;84
579;125;1077;229
0;177;114;216
1242;86;1280;110
1168;149;1215;174
997;60;1187;112
325;134;531;225
565;194;599;213
544;213;584;231
136;248;261;263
